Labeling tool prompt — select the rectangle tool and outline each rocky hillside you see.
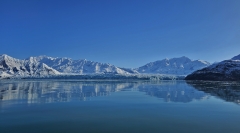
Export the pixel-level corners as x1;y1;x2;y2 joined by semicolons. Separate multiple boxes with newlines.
185;54;240;81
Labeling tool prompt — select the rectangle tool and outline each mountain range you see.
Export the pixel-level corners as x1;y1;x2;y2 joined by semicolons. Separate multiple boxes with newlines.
0;54;210;79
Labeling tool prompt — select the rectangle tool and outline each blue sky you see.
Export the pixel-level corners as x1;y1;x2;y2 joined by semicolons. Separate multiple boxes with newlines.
1;0;240;68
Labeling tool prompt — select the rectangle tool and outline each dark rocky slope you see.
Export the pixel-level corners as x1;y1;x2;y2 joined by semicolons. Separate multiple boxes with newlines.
185;56;240;81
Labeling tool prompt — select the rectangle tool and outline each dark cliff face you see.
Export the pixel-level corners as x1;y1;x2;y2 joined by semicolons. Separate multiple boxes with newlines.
185;60;240;81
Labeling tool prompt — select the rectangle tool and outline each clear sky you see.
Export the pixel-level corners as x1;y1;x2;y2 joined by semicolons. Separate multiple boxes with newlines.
1;0;240;68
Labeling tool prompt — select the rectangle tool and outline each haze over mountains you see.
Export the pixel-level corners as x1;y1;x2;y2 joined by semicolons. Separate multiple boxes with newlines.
0;54;211;79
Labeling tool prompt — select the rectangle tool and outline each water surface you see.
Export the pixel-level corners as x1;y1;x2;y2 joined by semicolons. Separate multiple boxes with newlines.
1;80;240;133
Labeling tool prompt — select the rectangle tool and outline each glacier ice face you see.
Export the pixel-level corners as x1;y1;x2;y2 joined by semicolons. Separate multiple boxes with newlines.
135;56;210;75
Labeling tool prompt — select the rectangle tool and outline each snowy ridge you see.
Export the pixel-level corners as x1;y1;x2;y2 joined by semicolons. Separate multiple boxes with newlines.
206;60;240;74
0;54;61;79
185;54;240;81
0;54;136;79
27;56;135;75
135;56;210;75
232;54;240;60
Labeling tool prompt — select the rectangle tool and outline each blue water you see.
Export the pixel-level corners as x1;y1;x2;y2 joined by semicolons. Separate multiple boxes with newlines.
0;80;240;133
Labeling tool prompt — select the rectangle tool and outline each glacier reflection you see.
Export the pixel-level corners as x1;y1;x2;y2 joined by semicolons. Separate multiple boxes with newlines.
1;80;239;104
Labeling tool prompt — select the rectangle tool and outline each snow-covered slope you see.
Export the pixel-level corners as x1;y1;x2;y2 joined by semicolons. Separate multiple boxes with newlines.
0;54;60;79
232;54;240;60
185;55;240;81
135;56;210;75
27;55;135;75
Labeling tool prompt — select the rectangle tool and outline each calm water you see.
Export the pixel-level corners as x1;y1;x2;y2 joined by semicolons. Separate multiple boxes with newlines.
1;80;240;133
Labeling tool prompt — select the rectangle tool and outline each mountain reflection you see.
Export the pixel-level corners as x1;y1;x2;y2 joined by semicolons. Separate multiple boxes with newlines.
137;81;209;103
0;80;134;104
1;80;239;104
186;81;240;104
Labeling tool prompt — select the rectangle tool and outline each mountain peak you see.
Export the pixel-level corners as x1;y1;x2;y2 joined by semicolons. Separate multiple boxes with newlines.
136;56;210;75
0;54;8;57
0;54;19;62
232;54;240;60
0;54;11;59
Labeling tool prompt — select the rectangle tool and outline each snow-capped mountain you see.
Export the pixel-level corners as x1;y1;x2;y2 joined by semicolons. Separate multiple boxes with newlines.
135;56;210;75
0;54;211;79
0;54;60;78
27;55;135;75
185;54;240;81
